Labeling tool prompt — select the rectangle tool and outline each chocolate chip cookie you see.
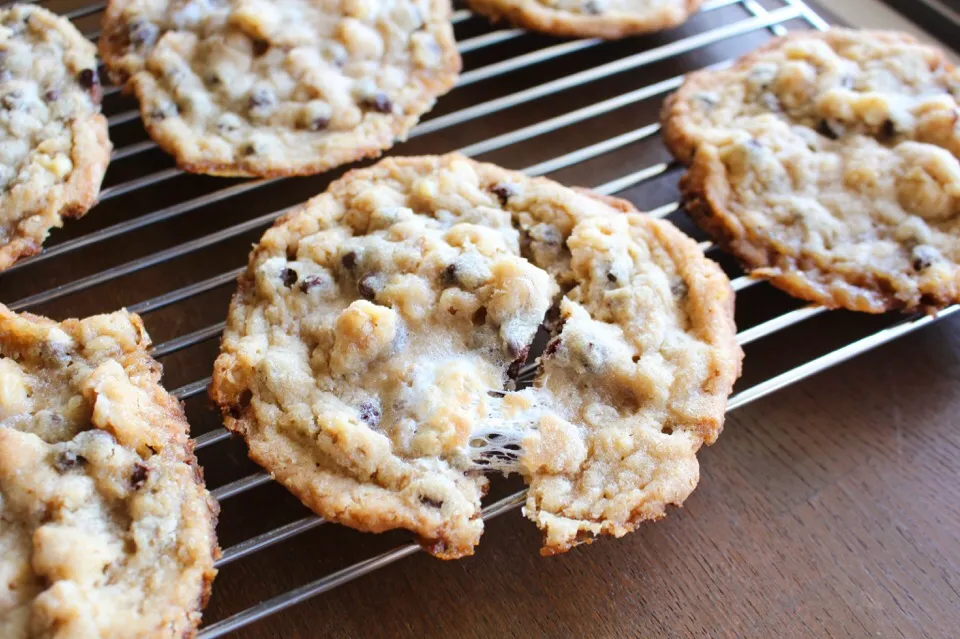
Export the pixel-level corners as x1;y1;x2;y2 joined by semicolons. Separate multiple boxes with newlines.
212;154;741;557
466;0;702;39
211;154;606;558
0;305;219;637
0;5;111;271
100;0;460;177
663;29;960;313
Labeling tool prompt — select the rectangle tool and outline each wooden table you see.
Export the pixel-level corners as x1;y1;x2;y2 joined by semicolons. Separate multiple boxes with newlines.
5;0;959;636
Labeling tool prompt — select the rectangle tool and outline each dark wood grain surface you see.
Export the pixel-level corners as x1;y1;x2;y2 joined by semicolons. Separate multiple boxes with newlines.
3;0;959;636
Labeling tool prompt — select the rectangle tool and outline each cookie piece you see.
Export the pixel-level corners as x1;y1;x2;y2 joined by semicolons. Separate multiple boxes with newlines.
0;305;219;638
520;212;740;553
0;5;111;271
663;29;960;313
465;0;702;39
212;153;741;557
99;0;460;177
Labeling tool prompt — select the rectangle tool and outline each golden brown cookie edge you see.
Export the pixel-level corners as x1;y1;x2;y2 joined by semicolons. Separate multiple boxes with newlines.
466;0;703;39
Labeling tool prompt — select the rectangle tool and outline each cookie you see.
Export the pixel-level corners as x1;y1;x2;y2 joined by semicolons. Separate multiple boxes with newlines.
212;153;741;557
99;0;460;177
663;29;960;313
465;0;702;39
0;5;111;272
0;305;219;638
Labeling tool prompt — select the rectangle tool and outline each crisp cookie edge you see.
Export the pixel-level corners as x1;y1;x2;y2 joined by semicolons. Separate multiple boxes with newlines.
465;0;703;39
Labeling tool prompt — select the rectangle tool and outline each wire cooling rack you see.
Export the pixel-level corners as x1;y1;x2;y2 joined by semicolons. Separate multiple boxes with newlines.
2;0;957;635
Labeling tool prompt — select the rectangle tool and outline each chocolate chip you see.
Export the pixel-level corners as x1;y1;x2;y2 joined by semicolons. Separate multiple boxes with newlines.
358;402;380;427
508;341;528;359
419;496;444;509
816;119;840;140
299;275;325;293
671;280;689;299
491;183;515;205
44;88;59;102
243;143;258;156
361;92;393;113
77;68;98;90
128;20;158;47
358;274;377;300
308;116;329;131
205;73;221;87
487;390;506;397
54;451;87;473
606;271;618;283
441;263;458;286
280;267;298;288
507;345;530;379
252;38;270;56
130;463;149;489
911;246;939;271
227;389;253;419
544;337;561;358
341;251;358;270
881;119;897;139
471;306;487;327
249;87;275;110
149;102;179;120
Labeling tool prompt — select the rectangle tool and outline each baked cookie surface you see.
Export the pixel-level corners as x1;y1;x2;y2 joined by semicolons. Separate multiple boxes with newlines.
465;0;702;39
212;154;741;557
0;305;218;638
0;5;111;272
523;210;740;553
100;0;460;177
663;29;960;313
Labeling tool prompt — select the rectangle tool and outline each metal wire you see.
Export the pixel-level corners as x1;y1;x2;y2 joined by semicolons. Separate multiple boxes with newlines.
6;1;945;636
